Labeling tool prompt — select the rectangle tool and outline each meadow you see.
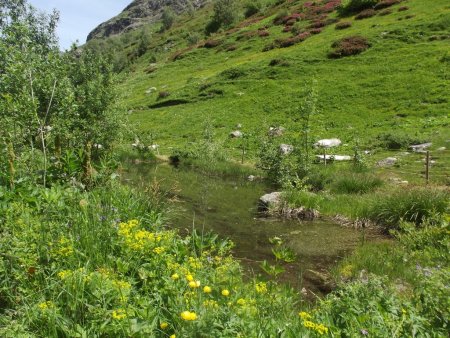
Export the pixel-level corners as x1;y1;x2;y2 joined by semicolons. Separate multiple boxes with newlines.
1;0;449;336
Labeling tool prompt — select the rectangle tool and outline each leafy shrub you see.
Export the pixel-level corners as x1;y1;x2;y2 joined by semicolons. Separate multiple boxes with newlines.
273;9;290;25
378;9;393;16
244;2;261;18
374;0;401;10
355;8;376;20
161;7;175;31
363;188;449;229
376;132;424;149
319;276;431;336
398;5;409;11
331;174;383;194
268;58;290;67
338;0;379;15
220;67;246;79
328;36;370;58
335;21;353;29
258;30;270;37
158;91;170;99
309;20;327;28
202;39;222;48
310;28;323;34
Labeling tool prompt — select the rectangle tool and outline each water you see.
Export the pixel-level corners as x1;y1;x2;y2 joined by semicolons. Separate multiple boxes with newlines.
123;161;382;295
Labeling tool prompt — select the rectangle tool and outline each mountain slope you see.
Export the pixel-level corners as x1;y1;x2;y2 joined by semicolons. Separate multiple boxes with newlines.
89;0;449;182
87;0;207;40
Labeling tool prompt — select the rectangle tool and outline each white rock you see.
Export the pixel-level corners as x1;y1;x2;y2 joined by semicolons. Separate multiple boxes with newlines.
316;155;352;161
280;144;294;155
410;143;432;153
229;130;243;138
377;157;397;167
314;138;342;148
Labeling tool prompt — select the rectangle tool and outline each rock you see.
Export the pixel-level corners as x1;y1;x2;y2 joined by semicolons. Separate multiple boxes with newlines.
316;155;352;161
248;175;256;182
282;206;320;220
279;144;294;155
437;147;446;151
258;192;282;211
87;0;208;40
314;138;342;148
229;130;243;138
268;126;285;137
377;157;397;167
410;142;432;153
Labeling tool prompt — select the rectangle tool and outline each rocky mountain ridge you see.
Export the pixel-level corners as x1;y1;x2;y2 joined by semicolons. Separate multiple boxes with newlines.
87;0;207;41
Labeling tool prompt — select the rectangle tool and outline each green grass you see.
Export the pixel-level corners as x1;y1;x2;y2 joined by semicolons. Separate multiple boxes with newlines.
114;0;448;161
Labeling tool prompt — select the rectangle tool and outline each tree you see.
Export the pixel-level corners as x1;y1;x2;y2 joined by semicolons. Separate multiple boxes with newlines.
0;0;121;187
161;7;175;31
206;0;239;33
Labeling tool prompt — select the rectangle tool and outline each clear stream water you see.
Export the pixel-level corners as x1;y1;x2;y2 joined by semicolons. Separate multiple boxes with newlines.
123;161;382;295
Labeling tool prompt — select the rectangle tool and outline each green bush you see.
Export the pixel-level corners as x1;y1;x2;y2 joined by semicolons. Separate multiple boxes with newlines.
331;173;383;194
338;0;380;15
376;132;424;150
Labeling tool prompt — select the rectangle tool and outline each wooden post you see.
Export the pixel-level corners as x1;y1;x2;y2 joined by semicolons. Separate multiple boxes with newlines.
425;151;430;185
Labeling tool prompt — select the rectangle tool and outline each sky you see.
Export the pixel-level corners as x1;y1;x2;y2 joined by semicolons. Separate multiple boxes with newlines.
28;0;131;50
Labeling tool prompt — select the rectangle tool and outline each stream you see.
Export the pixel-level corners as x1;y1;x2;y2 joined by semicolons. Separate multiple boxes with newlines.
123;161;382;296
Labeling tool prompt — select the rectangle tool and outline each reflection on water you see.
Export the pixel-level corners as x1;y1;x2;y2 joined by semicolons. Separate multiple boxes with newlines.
123;162;382;294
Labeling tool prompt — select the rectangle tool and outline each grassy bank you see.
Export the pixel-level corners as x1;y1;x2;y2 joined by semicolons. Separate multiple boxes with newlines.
1;178;448;337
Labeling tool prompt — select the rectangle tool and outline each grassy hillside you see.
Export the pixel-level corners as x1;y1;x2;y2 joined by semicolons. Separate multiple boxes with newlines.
112;0;448;162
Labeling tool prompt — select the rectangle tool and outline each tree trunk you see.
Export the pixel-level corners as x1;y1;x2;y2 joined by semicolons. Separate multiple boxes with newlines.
7;141;15;190
82;141;93;187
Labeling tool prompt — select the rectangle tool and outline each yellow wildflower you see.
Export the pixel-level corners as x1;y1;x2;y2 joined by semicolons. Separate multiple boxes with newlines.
171;273;180;280
170;335;176;338
221;289;230;297
299;311;312;320
186;274;194;282
255;282;267;294
38;301;55;310
237;298;246;306
153;246;165;254
160;322;169;330
57;270;72;280
113;280;131;290
112;309;127;320
181;311;197;321
203;286;212;293
189;280;201;288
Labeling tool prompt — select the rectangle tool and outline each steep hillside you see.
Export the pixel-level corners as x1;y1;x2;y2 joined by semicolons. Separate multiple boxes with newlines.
87;0;207;40
90;0;449;182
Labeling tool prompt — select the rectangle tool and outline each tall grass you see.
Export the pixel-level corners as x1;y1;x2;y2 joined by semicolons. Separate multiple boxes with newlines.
362;188;449;230
331;173;383;194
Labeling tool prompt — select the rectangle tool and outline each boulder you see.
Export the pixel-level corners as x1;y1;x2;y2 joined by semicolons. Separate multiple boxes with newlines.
279;144;294;155
268;126;285;137
314;138;342;148
410;142;432;153
258;192;282;211
229;130;243;138
377;157;397;167
248;175;256;182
